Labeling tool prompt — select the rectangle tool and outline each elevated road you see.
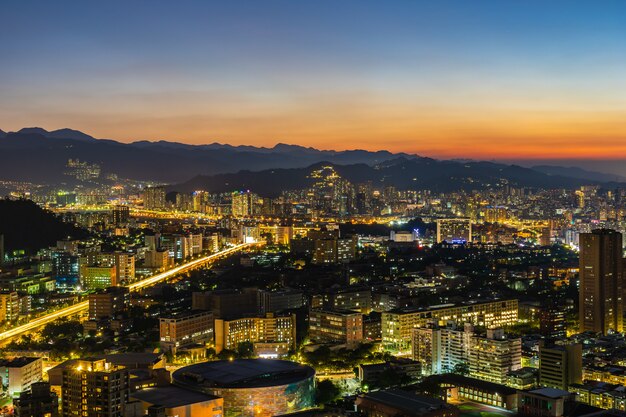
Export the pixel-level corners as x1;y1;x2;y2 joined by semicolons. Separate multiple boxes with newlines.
0;243;253;345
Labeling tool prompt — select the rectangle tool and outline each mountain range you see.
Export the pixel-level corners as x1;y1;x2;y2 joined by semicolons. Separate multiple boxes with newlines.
0;127;623;193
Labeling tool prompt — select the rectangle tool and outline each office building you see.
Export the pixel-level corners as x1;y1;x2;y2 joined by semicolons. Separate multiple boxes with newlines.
518;388;575;417
0;357;43;397
191;288;258;318
412;324;473;376
579;229;624;334
159;311;214;352
382;299;518;351
88;287;130;320
356;390;459;417
144;250;170;271
469;328;521;384
13;382;59;417
97;253;136;284
258;288;304;314
323;286;371;313
80;265;117;289
309;309;363;345
436;219;472;244
214;312;296;356
61;358;129;417
539;343;583;390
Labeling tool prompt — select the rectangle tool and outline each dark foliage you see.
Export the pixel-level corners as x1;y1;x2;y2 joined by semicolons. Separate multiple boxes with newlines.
0;198;89;254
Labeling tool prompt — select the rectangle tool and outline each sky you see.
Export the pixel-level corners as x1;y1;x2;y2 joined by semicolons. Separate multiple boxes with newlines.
2;1;626;160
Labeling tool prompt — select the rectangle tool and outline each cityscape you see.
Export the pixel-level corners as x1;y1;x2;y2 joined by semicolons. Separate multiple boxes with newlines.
2;2;626;417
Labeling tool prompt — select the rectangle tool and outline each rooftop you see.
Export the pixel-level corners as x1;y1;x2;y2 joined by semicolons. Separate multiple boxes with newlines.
0;356;41;367
529;388;573;399
173;359;315;389
360;390;451;414
130;386;220;408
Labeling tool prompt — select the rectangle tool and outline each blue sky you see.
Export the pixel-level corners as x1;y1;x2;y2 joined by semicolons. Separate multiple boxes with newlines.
2;0;626;160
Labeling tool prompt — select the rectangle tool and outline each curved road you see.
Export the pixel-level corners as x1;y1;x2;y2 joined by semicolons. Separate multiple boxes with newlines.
0;243;253;345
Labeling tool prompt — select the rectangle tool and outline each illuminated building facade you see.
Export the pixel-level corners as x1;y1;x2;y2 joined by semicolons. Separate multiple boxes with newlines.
468;328;521;384
436;219;472;244
88;287;130;320
143;186;166;210
80;265;117;290
539;343;582;390
61;359;128;417
159;310;214;352
309;309;363;345
0;290;19;323
0;357;43;398
214;313;296;357
579;229;624;335
172;359;315;417
382;299;518;351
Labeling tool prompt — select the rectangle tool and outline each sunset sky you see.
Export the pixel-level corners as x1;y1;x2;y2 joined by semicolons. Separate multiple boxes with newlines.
2;1;626;159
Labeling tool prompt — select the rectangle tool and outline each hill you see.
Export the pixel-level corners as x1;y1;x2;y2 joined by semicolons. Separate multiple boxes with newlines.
0;199;90;255
173;159;592;197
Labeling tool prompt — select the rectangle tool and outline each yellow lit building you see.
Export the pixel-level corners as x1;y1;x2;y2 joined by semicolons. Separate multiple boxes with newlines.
214;313;296;357
382;299;518;352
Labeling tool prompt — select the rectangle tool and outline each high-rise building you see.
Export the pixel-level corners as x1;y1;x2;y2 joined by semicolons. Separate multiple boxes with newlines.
111;205;130;225
231;190;257;218
436;219;472;244
52;251;80;289
323;286;371;313
469;328;521;384
412;324;473;376
538;303;566;338
61;358;129;417
0;291;19;323
579;229;624;334
538;343;582;390
143;187;166;210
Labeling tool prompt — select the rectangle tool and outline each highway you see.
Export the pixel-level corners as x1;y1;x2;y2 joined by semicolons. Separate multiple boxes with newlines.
0;243;253;345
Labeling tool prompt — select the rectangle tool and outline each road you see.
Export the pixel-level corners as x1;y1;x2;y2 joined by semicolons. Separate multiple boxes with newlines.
0;243;253;345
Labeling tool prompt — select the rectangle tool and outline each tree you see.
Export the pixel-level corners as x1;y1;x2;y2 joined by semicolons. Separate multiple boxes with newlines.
236;341;255;358
452;362;470;376
316;380;341;405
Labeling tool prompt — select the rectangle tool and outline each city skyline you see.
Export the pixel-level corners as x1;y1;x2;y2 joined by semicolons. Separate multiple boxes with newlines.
2;1;626;160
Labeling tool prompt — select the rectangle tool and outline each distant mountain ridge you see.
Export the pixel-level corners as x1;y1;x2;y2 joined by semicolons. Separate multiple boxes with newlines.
0;127;623;191
0;127;425;183
174;159;601;197
532;165;626;183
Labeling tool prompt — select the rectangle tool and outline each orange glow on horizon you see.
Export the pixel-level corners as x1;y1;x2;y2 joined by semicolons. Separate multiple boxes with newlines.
4;97;626;160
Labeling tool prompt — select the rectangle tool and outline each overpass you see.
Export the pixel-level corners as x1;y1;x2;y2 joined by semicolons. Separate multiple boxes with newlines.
0;243;254;345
